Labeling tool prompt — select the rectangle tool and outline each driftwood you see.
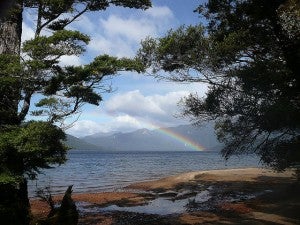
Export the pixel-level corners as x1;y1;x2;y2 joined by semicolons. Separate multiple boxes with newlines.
39;185;78;225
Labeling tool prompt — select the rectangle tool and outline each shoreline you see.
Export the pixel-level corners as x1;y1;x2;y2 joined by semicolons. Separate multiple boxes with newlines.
30;167;279;199
30;167;299;225
126;167;295;190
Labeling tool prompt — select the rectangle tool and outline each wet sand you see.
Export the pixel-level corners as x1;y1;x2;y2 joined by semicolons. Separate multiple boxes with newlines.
30;168;299;225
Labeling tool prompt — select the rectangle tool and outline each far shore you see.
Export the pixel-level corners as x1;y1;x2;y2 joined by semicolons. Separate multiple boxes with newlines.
30;167;299;225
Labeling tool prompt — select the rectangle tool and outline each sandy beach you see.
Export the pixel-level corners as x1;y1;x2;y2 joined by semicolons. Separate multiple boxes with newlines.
30;168;300;225
127;167;295;190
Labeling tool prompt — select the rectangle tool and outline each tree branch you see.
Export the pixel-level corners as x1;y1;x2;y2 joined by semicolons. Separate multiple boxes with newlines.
18;91;33;122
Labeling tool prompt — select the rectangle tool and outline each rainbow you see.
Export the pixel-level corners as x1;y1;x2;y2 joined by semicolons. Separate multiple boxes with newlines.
147;123;205;151
106;112;205;151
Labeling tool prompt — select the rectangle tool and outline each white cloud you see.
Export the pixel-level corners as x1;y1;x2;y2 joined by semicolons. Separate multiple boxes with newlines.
87;5;175;57
59;55;83;66
67;115;145;137
145;6;173;18
67;89;194;137
67;79;209;137
105;90;190;124
101;15;157;42
68;120;107;137
106;90;165;116
89;35;135;57
113;115;145;130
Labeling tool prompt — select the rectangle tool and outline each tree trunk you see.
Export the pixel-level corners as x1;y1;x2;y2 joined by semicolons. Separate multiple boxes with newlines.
0;0;22;126
0;179;31;225
0;0;22;54
0;1;31;225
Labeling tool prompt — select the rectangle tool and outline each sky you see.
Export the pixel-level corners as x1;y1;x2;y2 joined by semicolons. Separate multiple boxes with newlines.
22;0;208;137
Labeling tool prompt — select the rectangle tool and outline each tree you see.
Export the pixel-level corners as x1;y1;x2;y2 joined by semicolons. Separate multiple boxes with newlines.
0;0;151;224
137;0;300;170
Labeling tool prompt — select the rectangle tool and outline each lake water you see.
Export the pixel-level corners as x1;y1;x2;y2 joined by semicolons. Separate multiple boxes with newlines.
28;151;261;197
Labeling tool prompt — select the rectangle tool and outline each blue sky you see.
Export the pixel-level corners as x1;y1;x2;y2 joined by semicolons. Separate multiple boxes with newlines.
22;0;208;137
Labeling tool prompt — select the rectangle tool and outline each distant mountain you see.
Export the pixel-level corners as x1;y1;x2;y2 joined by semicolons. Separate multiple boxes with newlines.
65;134;104;150
82;123;223;151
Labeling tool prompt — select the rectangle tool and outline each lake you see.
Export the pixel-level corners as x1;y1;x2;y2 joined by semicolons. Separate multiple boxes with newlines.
28;151;261;197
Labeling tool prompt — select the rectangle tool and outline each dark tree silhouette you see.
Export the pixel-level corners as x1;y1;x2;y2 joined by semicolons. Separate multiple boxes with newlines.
137;0;300;171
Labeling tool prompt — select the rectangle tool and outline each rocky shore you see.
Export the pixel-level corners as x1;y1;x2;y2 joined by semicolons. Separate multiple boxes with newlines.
30;168;300;225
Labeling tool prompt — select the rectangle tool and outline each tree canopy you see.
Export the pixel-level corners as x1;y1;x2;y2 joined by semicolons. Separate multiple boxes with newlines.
137;0;300;170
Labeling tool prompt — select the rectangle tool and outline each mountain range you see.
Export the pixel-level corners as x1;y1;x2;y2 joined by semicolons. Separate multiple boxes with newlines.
65;135;104;151
69;122;223;152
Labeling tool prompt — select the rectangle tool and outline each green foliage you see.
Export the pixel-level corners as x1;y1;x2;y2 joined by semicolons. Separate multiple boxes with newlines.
89;54;145;74
0;122;67;178
0;54;22;75
0;172;21;185
24;0;151;33
23;30;90;59
35;97;59;107
138;0;300;170
138;26;211;74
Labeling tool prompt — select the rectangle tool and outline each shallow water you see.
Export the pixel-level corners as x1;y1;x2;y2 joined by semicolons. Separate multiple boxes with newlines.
101;198;191;215
93;189;266;216
99;190;212;215
76;198;192;215
28;151;260;197
76;188;262;216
